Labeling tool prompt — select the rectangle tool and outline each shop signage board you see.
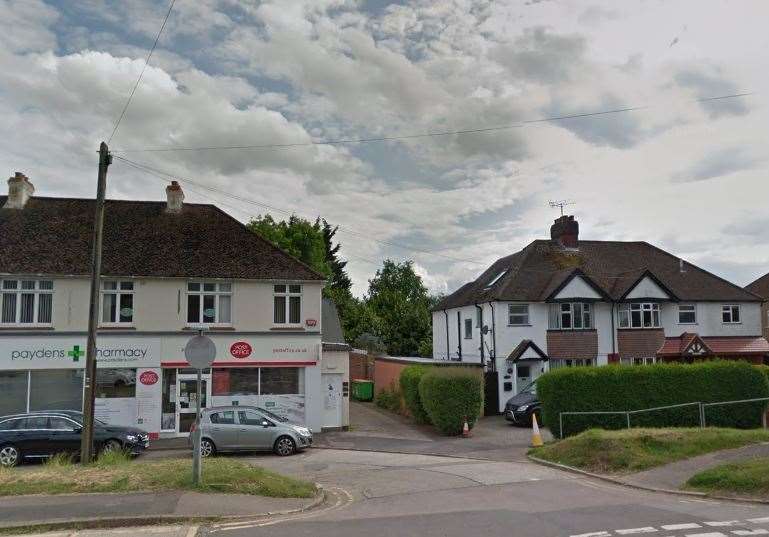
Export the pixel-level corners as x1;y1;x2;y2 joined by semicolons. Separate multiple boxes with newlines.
0;337;161;370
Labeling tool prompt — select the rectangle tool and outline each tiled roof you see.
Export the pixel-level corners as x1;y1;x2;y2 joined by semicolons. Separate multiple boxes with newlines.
506;339;548;362
321;298;349;351
0;196;325;281
434;239;759;310
658;334;769;356
746;272;769;299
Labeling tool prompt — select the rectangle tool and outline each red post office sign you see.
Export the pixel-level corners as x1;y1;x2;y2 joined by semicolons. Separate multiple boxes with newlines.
306;319;317;327
230;341;253;359
139;371;159;385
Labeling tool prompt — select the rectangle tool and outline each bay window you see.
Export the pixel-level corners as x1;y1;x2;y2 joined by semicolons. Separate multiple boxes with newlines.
549;302;592;329
0;279;53;326
101;281;134;324
618;303;661;328
187;282;232;325
274;284;302;325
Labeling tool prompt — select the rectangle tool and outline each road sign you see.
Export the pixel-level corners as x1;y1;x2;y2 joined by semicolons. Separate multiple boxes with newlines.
184;335;216;369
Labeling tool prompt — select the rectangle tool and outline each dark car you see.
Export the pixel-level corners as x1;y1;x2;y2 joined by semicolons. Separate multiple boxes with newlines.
504;380;541;427
0;411;149;467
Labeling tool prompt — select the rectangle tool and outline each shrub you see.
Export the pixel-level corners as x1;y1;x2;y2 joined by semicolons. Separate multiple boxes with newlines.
418;367;483;435
538;361;769;438
400;365;432;423
375;385;402;413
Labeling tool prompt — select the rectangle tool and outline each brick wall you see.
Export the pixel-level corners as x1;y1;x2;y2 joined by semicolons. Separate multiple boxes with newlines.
546;330;598;360
373;358;406;395
349;351;374;380
617;328;665;359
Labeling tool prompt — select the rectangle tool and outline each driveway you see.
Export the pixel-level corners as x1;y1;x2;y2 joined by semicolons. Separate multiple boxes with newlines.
315;401;551;462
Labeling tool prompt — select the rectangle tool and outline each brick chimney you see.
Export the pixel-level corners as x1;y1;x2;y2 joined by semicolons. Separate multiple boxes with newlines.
550;215;579;248
3;172;35;209
165;180;184;212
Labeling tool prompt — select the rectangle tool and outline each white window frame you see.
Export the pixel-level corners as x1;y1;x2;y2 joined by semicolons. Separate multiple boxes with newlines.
618;302;661;328
186;282;232;327
464;318;473;339
100;280;135;326
273;284;302;326
508;303;529;326
0;279;54;327
677;304;697;325
549;302;593;330
722;304;741;324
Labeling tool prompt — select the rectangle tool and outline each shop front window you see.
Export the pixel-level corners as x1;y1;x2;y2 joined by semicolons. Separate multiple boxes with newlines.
212;368;259;396
261;367;302;395
29;370;84;411
161;369;177;431
95;368;136;398
0;371;28;415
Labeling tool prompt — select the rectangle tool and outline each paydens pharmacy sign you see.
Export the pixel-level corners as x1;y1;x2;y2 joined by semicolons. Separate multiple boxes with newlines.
0;337;160;370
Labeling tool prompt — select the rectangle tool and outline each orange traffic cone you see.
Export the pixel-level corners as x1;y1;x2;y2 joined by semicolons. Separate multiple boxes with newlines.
462;417;472;438
531;413;543;447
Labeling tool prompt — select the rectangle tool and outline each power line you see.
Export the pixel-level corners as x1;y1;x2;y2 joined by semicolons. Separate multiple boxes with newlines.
113;155;485;265
107;0;177;144
111;91;752;153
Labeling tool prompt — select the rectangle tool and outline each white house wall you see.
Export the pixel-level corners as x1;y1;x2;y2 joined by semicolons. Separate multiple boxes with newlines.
553;277;602;300
625;276;671;300
660;302;762;337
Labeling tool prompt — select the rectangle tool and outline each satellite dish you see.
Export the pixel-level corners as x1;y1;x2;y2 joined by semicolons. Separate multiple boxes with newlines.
481;325;490;335
184;335;216;369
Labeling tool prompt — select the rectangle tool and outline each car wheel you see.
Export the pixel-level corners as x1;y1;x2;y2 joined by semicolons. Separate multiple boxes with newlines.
0;445;20;468
200;438;216;458
101;439;122;454
274;436;296;457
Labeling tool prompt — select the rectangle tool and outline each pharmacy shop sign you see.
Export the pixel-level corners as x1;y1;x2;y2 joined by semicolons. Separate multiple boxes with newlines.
1;336;160;370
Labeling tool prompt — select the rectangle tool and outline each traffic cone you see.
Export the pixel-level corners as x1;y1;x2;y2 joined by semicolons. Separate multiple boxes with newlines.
531;413;544;447
462;417;472;438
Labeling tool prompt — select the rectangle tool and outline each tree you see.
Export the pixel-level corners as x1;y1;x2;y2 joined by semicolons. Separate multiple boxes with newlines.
321;219;352;294
366;260;432;357
247;215;330;278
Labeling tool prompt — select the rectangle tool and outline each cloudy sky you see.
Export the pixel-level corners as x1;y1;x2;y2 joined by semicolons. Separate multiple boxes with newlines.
1;0;768;296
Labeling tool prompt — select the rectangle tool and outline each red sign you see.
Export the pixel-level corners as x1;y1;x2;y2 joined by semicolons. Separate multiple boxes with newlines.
139;371;159;385
230;341;253;359
306;319;317;327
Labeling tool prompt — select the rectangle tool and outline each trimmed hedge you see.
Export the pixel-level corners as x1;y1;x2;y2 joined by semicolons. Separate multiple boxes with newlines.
418;367;483;435
538;361;769;438
375;385;402;413
400;365;432;424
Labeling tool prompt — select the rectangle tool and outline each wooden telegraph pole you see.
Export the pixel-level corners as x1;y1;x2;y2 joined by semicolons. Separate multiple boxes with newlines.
80;141;111;463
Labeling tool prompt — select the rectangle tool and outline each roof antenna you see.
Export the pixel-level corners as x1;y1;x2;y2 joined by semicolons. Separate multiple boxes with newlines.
549;200;574;216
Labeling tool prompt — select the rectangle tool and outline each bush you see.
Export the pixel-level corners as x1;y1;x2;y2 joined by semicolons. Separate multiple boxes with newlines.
538;361;769;438
375;385;402;413
400;365;432;423
418;367;483;435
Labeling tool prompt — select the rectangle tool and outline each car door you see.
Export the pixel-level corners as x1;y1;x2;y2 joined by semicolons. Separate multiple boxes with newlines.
237;410;274;450
207;410;239;450
17;416;51;457
0;418;28;456
46;417;82;456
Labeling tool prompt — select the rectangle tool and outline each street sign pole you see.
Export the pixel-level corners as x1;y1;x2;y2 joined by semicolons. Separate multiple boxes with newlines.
192;363;203;485
184;329;216;487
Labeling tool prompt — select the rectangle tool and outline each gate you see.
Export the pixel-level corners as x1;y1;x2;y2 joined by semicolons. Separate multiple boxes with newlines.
484;371;500;415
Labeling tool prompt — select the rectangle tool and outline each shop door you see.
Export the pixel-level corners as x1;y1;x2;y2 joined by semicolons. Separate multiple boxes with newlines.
177;374;211;434
321;374;343;428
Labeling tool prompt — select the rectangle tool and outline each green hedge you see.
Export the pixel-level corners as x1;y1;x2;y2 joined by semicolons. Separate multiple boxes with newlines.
418;367;483;435
375;385;402;413
538;361;769;438
400;365;432;424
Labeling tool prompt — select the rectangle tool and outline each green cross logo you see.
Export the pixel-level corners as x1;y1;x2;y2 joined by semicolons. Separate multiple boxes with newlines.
68;345;85;362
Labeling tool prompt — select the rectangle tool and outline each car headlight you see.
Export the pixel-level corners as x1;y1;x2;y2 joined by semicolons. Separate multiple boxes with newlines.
125;434;137;442
516;404;530;412
295;427;311;436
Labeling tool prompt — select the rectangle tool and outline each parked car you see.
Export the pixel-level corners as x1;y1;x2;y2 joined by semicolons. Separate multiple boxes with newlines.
0;410;150;467
190;406;312;457
504;380;541;427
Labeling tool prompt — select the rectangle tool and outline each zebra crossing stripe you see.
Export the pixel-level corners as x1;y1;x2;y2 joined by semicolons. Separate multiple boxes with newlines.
683;533;727;537
616;528;657;535
732;530;769;536
748;519;769;525
706;522;742;527
662;524;703;531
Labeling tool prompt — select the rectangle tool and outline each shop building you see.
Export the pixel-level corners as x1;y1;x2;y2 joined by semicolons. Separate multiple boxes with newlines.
0;172;348;436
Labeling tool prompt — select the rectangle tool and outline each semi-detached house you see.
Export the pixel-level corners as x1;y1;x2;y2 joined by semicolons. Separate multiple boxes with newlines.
433;215;769;413
0;172;350;436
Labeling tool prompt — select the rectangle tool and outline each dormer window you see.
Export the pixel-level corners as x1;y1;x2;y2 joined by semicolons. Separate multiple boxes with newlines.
485;270;507;289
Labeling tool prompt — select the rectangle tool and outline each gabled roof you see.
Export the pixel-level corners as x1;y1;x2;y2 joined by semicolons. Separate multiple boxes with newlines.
746;272;769;299
0;196;326;281
545;269;612;302
507;339;548;362
619;270;679;301
434;239;759;310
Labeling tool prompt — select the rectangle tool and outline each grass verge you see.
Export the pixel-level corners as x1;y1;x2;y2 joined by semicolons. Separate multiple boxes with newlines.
530;427;769;474
0;452;315;498
685;457;769;497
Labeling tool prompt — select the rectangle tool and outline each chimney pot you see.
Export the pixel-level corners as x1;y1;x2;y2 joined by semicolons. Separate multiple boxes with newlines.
550;215;579;248
4;172;35;209
165;180;184;212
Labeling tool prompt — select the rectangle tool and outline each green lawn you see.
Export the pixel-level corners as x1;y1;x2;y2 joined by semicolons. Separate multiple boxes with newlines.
0;452;316;498
686;457;769;496
530;427;769;474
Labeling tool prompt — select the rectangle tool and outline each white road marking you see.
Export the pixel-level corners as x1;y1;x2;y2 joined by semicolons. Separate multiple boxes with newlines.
706;522;742;527
733;530;769;536
616;528;658;535
683;533;727;537
662;524;703;531
185;525;200;537
570;532;611;537
749;519;769;525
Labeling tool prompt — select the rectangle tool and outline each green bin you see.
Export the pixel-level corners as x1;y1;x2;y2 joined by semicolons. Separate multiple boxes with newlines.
351;379;374;401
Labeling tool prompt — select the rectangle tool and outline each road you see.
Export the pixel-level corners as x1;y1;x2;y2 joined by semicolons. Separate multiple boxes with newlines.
8;449;769;537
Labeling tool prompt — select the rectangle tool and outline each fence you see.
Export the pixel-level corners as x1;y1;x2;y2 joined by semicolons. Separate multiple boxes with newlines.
559;397;769;439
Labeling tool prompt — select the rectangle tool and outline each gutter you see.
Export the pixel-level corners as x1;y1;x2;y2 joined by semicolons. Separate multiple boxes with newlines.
488;301;497;372
611;301;617;354
475;303;485;368
443;309;450;361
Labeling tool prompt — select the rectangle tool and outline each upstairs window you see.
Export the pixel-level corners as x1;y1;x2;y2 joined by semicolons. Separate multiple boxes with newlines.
618;303;660;328
464;318;473;339
187;282;232;325
0;279;53;326
101;281;134;324
274;284;302;325
549;302;592;329
678;304;697;324
508;304;529;326
722;305;741;324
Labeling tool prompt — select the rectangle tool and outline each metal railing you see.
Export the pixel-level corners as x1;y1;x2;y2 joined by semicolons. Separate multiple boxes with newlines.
559;398;769;438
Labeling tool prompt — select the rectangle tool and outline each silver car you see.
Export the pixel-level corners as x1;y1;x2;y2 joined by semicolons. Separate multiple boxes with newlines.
190;406;312;457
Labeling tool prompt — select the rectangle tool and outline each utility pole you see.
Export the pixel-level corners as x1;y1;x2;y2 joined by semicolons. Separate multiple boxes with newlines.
81;141;111;463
